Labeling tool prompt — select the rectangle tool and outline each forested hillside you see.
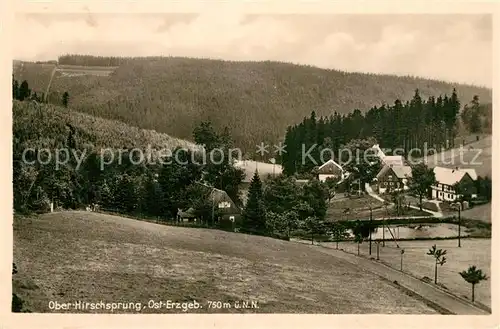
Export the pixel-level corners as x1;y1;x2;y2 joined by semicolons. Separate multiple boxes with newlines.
13;55;492;153
13;100;197;151
13;100;245;222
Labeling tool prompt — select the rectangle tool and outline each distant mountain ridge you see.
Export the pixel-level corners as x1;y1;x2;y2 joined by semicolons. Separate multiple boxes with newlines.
13;56;492;153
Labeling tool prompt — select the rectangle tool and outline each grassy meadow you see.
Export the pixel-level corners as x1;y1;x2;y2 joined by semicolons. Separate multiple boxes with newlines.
13;211;439;314
331;239;491;308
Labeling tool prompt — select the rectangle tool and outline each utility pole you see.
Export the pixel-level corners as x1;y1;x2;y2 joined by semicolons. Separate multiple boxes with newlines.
382;202;389;247
457;204;461;248
211;189;215;227
400;249;405;271
369;205;373;255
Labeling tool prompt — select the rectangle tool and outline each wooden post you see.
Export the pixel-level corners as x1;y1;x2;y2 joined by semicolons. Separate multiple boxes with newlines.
369;205;372;255
458;206;461;248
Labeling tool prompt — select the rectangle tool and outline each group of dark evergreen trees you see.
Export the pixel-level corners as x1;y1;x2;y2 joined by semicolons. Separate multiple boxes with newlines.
281;89;478;175
12;75;69;107
241;171;330;239
58;54;144;67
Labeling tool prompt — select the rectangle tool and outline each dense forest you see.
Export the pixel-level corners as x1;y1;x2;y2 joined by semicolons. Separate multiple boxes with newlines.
13;55;492;155
281;90;491;175
13;100;241;221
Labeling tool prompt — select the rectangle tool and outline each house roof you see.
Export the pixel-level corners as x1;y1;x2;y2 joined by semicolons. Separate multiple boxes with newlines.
376;164;412;180
178;207;196;218
434;167;476;186
382;155;405;166
370;144;386;158
195;182;240;212
317;159;343;174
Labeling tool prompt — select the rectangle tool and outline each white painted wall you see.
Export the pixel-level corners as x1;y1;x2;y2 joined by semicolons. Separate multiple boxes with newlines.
319;174;340;182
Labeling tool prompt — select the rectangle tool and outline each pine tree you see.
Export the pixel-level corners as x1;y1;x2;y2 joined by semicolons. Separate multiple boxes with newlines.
12;75;19;100
242;171;266;234
18;80;30;101
62;92;69;107
459;265;487;302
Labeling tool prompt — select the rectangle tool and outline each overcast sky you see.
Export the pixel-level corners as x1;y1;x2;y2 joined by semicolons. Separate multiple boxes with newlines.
13;13;492;87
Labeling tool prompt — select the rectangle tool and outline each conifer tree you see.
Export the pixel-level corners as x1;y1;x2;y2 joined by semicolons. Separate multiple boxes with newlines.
62;92;69;107
242;171;266;234
18;80;30;101
12;75;19;100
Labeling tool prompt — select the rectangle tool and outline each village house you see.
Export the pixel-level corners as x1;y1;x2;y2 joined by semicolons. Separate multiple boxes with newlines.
179;183;241;223
431;167;478;202
368;144;405;166
317;159;344;183
382;155;405;166
376;164;412;194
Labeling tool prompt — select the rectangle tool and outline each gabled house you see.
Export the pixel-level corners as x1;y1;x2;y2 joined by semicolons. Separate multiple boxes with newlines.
376;164;412;194
382;155;405;166
179;183;241;223
370;144;386;159
317;159;344;183
431;167;478;201
368;144;405;166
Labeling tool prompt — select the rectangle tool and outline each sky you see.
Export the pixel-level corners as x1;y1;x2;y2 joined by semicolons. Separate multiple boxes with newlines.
13;13;493;87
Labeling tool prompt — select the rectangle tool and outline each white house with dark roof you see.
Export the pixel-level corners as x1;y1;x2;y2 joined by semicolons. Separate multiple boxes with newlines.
317;159;344;183
431;167;478;201
369;144;405;166
375;164;412;194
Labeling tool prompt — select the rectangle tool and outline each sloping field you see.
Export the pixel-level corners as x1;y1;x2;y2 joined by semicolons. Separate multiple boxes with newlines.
235;160;282;183
13;212;438;314
459;203;491;223
13;62;56;93
422;135;492;178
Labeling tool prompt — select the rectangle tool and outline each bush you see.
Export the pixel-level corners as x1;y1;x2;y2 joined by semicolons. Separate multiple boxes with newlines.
31;197;51;213
218;218;236;232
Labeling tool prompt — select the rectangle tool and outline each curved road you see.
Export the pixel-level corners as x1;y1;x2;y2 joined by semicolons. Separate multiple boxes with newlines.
365;183;443;218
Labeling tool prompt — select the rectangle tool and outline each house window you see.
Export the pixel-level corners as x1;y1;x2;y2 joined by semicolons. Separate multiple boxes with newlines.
218;201;231;208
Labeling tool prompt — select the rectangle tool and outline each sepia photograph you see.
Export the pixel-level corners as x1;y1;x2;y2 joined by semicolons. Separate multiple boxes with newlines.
6;1;497;323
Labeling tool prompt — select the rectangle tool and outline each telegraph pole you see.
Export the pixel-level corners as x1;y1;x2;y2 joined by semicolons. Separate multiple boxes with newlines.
458;205;461;248
211;189;215;227
369;205;373;255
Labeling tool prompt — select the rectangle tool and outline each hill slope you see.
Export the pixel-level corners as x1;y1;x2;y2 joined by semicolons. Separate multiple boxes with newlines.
13;57;492;152
13;100;197;151
423;135;492;178
13;211;437;313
